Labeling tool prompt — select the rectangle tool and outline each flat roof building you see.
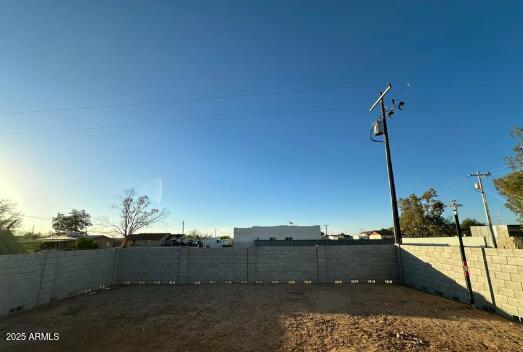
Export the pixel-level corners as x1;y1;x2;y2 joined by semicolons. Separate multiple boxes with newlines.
233;225;321;247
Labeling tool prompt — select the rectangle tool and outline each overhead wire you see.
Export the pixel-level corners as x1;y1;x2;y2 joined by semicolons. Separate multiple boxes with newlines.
0;105;358;136
0;81;521;119
0;83;372;118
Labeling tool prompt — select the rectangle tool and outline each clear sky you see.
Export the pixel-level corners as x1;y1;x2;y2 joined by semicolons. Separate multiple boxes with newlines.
0;0;521;236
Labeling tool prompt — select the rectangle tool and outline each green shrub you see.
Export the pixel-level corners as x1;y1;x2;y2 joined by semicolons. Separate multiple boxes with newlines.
76;238;99;250
0;230;26;254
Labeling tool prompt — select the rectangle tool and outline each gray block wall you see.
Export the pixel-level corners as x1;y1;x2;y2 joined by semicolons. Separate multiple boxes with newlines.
400;245;523;318
254;246;318;282
0;249;117;317
114;245;398;285
116;247;181;283
326;245;399;282
3;244;477;319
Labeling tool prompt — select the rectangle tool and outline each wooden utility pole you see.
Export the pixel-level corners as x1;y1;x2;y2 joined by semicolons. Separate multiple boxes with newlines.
469;171;497;248
369;83;402;244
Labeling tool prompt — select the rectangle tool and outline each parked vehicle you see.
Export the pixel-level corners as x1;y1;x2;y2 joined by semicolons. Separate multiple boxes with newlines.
203;238;231;248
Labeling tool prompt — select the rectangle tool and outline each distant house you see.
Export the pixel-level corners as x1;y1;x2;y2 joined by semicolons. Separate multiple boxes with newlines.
87;235;116;249
165;234;185;246
39;236;77;251
128;233;173;247
357;230;394;240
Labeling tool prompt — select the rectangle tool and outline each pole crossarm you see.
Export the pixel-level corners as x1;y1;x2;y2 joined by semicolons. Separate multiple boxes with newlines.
369;83;392;112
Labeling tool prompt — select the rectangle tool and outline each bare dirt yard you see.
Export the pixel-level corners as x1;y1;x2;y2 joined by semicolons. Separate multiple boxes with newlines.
1;284;522;352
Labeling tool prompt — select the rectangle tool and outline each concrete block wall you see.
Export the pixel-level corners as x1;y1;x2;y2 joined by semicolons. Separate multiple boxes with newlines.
116;247;181;283
254;246;318;282
0;249;117;317
326;245;399;282
400;245;523;318
185;247;247;283
114;245;398;285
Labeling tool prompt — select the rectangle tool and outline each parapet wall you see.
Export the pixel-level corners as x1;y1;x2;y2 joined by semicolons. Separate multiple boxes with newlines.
402;236;487;247
399;245;523;319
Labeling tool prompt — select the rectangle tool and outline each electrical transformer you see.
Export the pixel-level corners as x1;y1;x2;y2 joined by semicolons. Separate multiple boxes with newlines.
372;119;384;136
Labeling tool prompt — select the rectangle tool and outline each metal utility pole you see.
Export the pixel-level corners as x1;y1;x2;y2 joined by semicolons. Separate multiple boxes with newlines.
450;200;475;307
369;83;403;244
468;171;497;248
324;225;329;237
182;221;185;235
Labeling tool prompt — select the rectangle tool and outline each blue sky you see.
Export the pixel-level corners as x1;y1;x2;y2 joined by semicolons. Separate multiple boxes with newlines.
0;0;521;235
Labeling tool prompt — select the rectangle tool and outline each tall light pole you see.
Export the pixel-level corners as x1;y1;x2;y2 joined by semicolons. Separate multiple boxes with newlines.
469;171;497;248
369;83;405;244
450;200;475;306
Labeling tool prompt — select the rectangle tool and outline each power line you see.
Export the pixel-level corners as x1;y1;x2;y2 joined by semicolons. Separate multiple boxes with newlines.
0;83;372;118
22;215;51;220
435;178;470;193
410;81;523;87
0;105;357;136
407;106;520;110
0;81;521;119
484;190;523;211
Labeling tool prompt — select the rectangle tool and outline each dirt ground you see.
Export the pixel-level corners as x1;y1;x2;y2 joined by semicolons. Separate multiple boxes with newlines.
0;284;521;352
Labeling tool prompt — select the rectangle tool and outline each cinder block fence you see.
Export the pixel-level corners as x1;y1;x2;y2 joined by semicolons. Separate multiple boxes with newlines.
0;249;117;317
400;245;523;319
116;245;398;284
1;244;522;321
0;245;397;316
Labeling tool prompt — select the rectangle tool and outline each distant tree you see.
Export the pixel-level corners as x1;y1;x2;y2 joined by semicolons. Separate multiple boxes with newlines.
52;209;92;235
15;232;49;253
185;229;212;240
399;188;452;237
0;199;22;232
104;188;168;247
219;235;231;240
460;218;484;236
493;127;523;223
18;232;46;241
378;228;394;237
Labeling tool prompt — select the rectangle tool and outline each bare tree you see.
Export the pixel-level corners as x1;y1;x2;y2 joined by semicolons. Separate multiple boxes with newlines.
104;188;168;247
0;199;22;232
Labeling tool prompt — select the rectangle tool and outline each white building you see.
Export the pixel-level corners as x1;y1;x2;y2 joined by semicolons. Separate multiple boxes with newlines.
233;225;321;247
